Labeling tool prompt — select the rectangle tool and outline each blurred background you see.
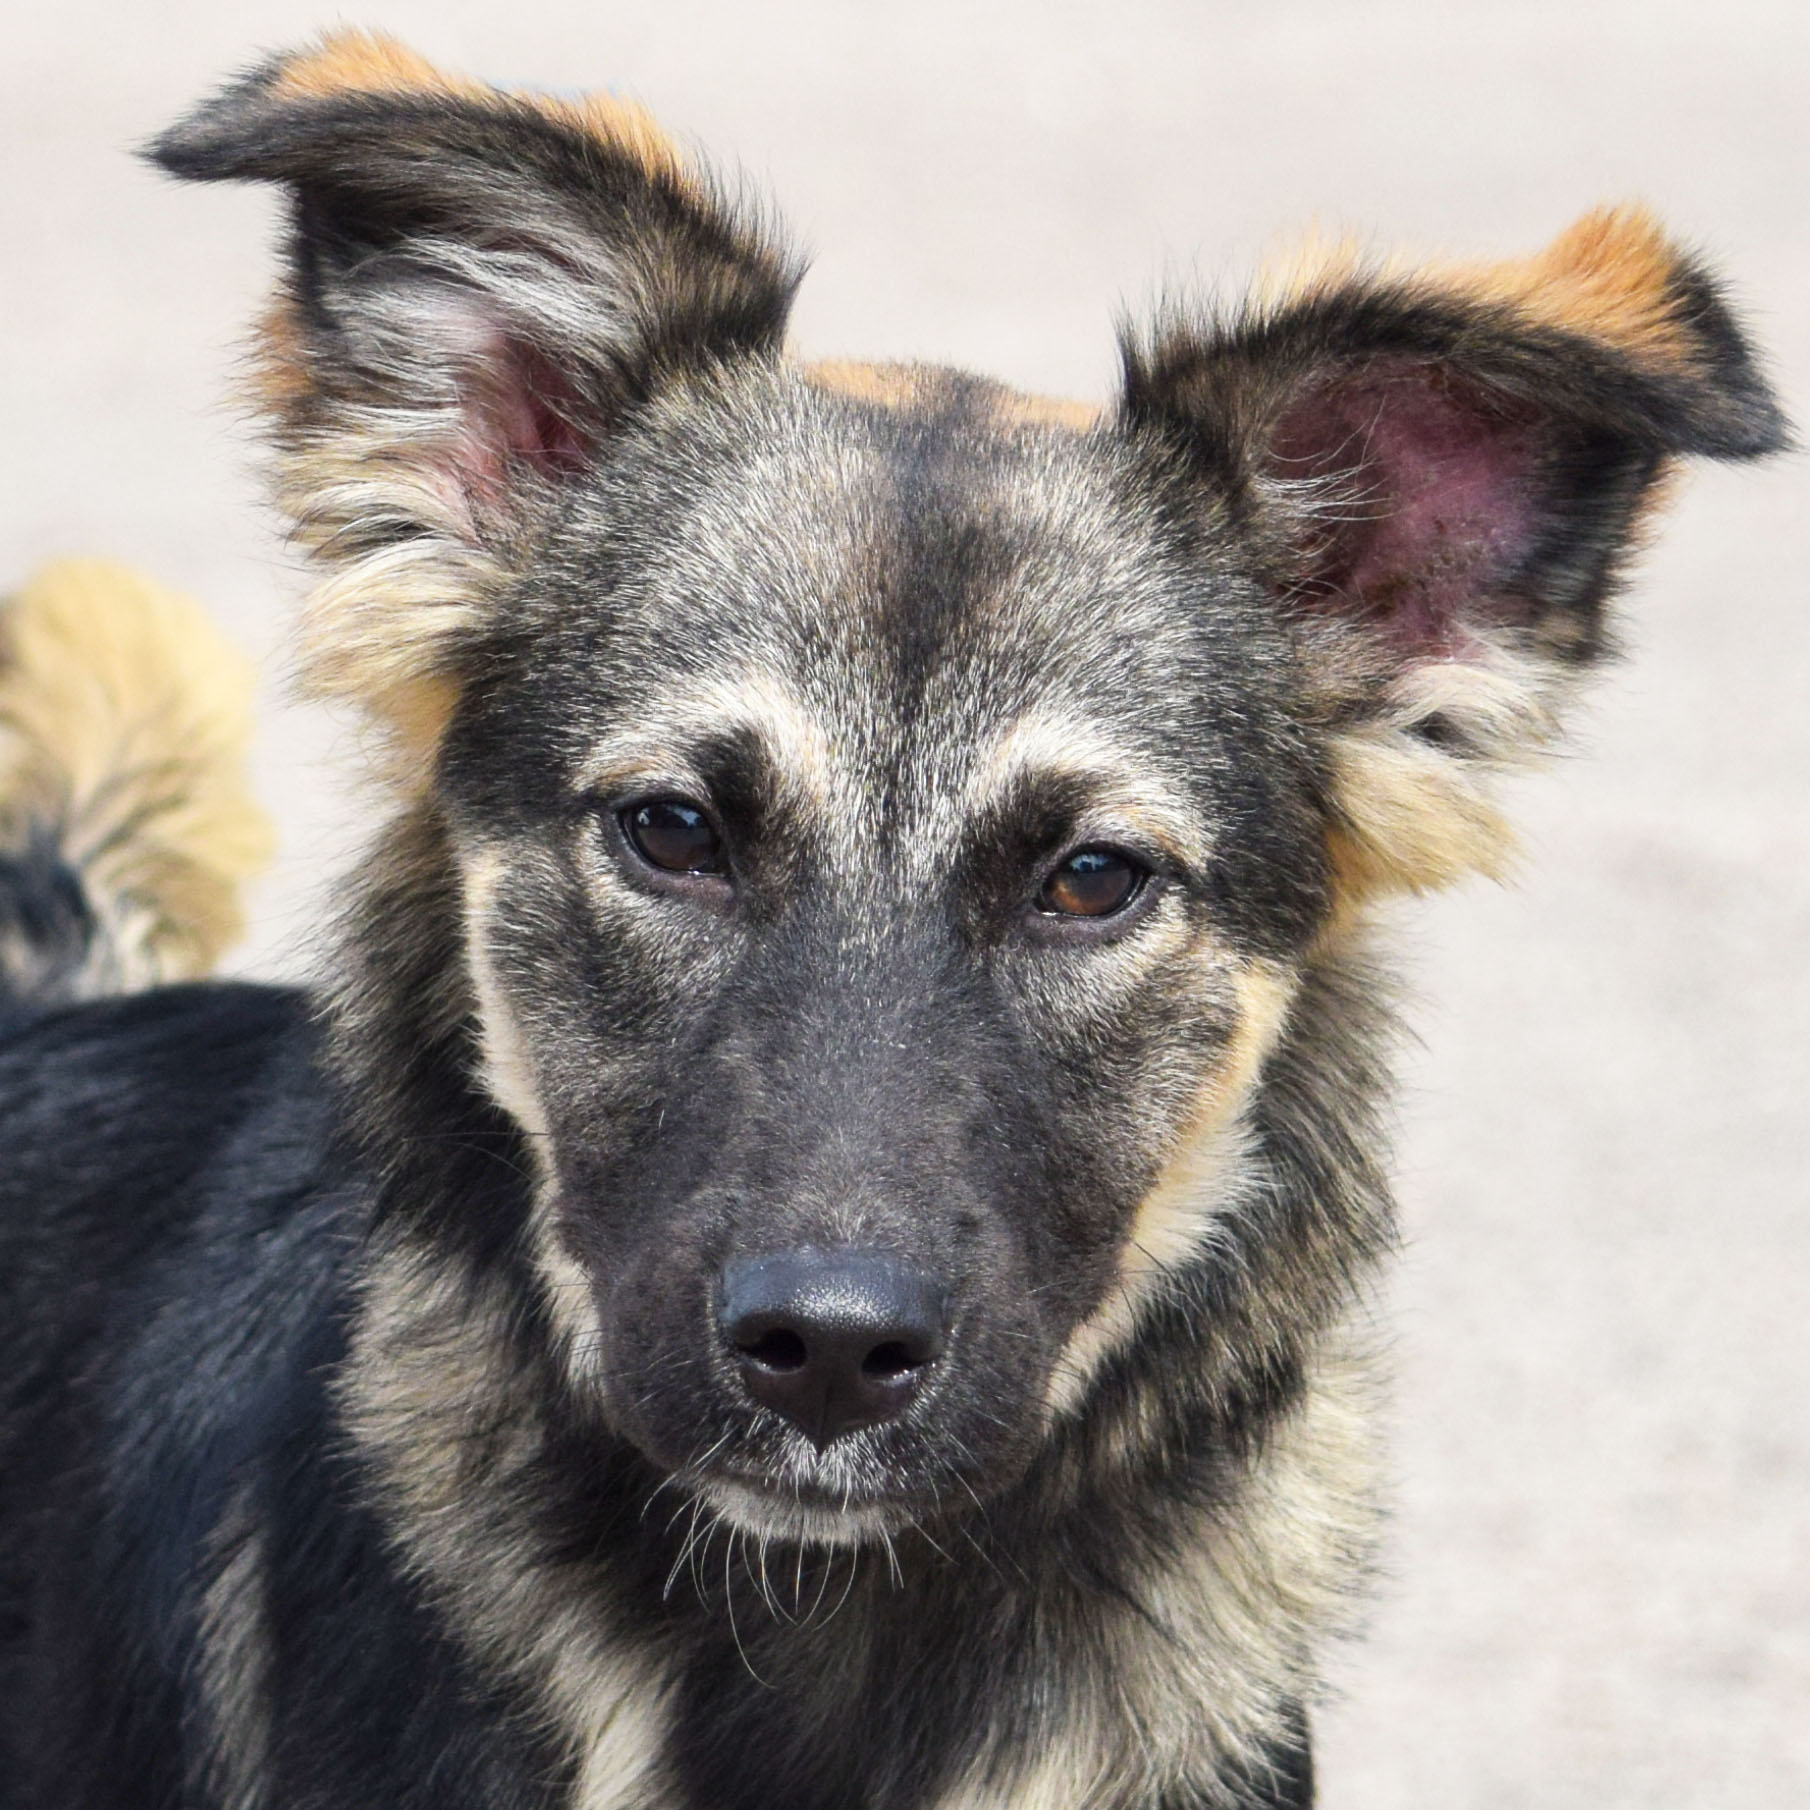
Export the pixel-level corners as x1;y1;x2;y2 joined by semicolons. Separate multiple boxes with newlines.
3;2;1805;1802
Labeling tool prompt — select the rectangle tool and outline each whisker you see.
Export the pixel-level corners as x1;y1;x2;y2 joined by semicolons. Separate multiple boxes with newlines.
722;1527;770;1686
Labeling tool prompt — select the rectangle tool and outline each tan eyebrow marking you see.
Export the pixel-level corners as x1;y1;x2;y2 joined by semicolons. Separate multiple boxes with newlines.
574;673;836;806
963;711;1212;871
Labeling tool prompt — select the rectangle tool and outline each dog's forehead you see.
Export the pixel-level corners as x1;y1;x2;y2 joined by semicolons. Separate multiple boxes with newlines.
546;366;1270;823
620;369;1159;664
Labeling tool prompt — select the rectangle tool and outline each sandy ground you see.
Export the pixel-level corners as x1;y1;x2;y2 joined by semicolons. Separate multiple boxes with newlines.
3;2;1806;1802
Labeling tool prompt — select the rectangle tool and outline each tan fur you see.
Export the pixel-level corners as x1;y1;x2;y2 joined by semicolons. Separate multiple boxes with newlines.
459;845;607;1390
1460;205;1706;369
0;560;271;987
1264;205;1710;376
340;1238;676;1808
269;30;485;104
242;303;315;419
1318;636;1587;902
1255;212;1713;908
1323;730;1516;899
231;137;500;762
806;360;1100;431
246;33;710;768
271;29;692;194
946;1333;1382;1808
271;414;510;772
991;389;1103;432
1047;958;1300;1416
805;360;934;410
196;1482;274;1810
1110;1331;1382;1797
462;848;557;1146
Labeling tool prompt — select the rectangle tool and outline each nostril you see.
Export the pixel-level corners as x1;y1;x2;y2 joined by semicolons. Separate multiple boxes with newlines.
860;1339;922;1381
738;1327;808;1373
718;1249;949;1445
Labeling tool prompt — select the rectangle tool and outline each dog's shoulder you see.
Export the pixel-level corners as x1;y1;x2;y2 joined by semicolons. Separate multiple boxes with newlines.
0;981;349;1381
0;981;533;1810
0;981;324;1216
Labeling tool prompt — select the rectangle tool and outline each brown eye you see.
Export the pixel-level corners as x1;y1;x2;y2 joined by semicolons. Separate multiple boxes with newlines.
622;799;725;875
1037;847;1145;918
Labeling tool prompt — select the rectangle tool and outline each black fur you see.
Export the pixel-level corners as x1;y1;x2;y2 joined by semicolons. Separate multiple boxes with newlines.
0;831;92;1008
147;65;801;464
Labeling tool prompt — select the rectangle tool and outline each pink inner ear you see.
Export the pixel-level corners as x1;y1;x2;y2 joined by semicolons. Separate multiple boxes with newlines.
404;288;596;512
481;338;593;475
1270;366;1545;662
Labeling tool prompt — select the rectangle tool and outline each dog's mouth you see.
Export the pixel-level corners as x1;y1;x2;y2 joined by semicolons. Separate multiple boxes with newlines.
694;1470;927;1546
675;1419;968;1546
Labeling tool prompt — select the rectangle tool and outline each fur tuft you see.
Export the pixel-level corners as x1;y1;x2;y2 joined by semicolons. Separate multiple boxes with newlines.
0;560;272;1001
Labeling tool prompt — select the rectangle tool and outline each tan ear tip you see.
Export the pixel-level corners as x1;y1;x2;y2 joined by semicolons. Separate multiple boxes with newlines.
269;28;464;104
261;29;687;183
1541;202;1680;279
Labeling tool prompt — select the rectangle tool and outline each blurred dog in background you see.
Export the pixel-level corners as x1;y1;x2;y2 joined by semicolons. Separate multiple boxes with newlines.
0;31;1785;1810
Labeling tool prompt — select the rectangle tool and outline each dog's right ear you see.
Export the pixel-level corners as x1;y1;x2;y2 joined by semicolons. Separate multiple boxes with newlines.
151;31;800;749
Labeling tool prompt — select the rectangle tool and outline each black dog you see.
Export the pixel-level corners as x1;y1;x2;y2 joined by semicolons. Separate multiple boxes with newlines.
0;31;1786;1810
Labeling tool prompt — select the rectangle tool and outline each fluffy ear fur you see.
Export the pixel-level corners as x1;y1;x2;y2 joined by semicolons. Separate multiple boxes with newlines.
150;31;801;755
1121;209;1788;899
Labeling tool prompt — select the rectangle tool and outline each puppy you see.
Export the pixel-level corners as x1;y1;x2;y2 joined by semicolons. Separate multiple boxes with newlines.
0;31;1785;1810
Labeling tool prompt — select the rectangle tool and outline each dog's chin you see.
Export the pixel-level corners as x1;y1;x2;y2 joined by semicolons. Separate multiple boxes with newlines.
696;1476;918;1547
687;1429;955;1546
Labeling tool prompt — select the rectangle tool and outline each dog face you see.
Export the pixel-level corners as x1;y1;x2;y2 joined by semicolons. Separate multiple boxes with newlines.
435;366;1325;1529
154;33;1784;1543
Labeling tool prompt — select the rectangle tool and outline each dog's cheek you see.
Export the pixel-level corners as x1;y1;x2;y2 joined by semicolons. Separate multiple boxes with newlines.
989;910;1254;1315
456;834;738;1361
1043;953;1302;1415
982;913;1306;1431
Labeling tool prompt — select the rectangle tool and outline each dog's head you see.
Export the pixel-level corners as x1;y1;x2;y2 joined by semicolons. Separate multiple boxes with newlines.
156;34;1783;1541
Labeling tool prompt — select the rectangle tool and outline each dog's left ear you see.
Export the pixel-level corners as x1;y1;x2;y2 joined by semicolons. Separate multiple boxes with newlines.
1121;210;1787;898
151;31;800;752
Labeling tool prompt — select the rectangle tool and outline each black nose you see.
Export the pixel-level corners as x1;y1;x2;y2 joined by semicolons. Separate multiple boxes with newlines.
719;1249;948;1449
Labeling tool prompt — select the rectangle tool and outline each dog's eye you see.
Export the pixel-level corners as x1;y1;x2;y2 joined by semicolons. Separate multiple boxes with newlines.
1037;848;1146;918
622;799;726;875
